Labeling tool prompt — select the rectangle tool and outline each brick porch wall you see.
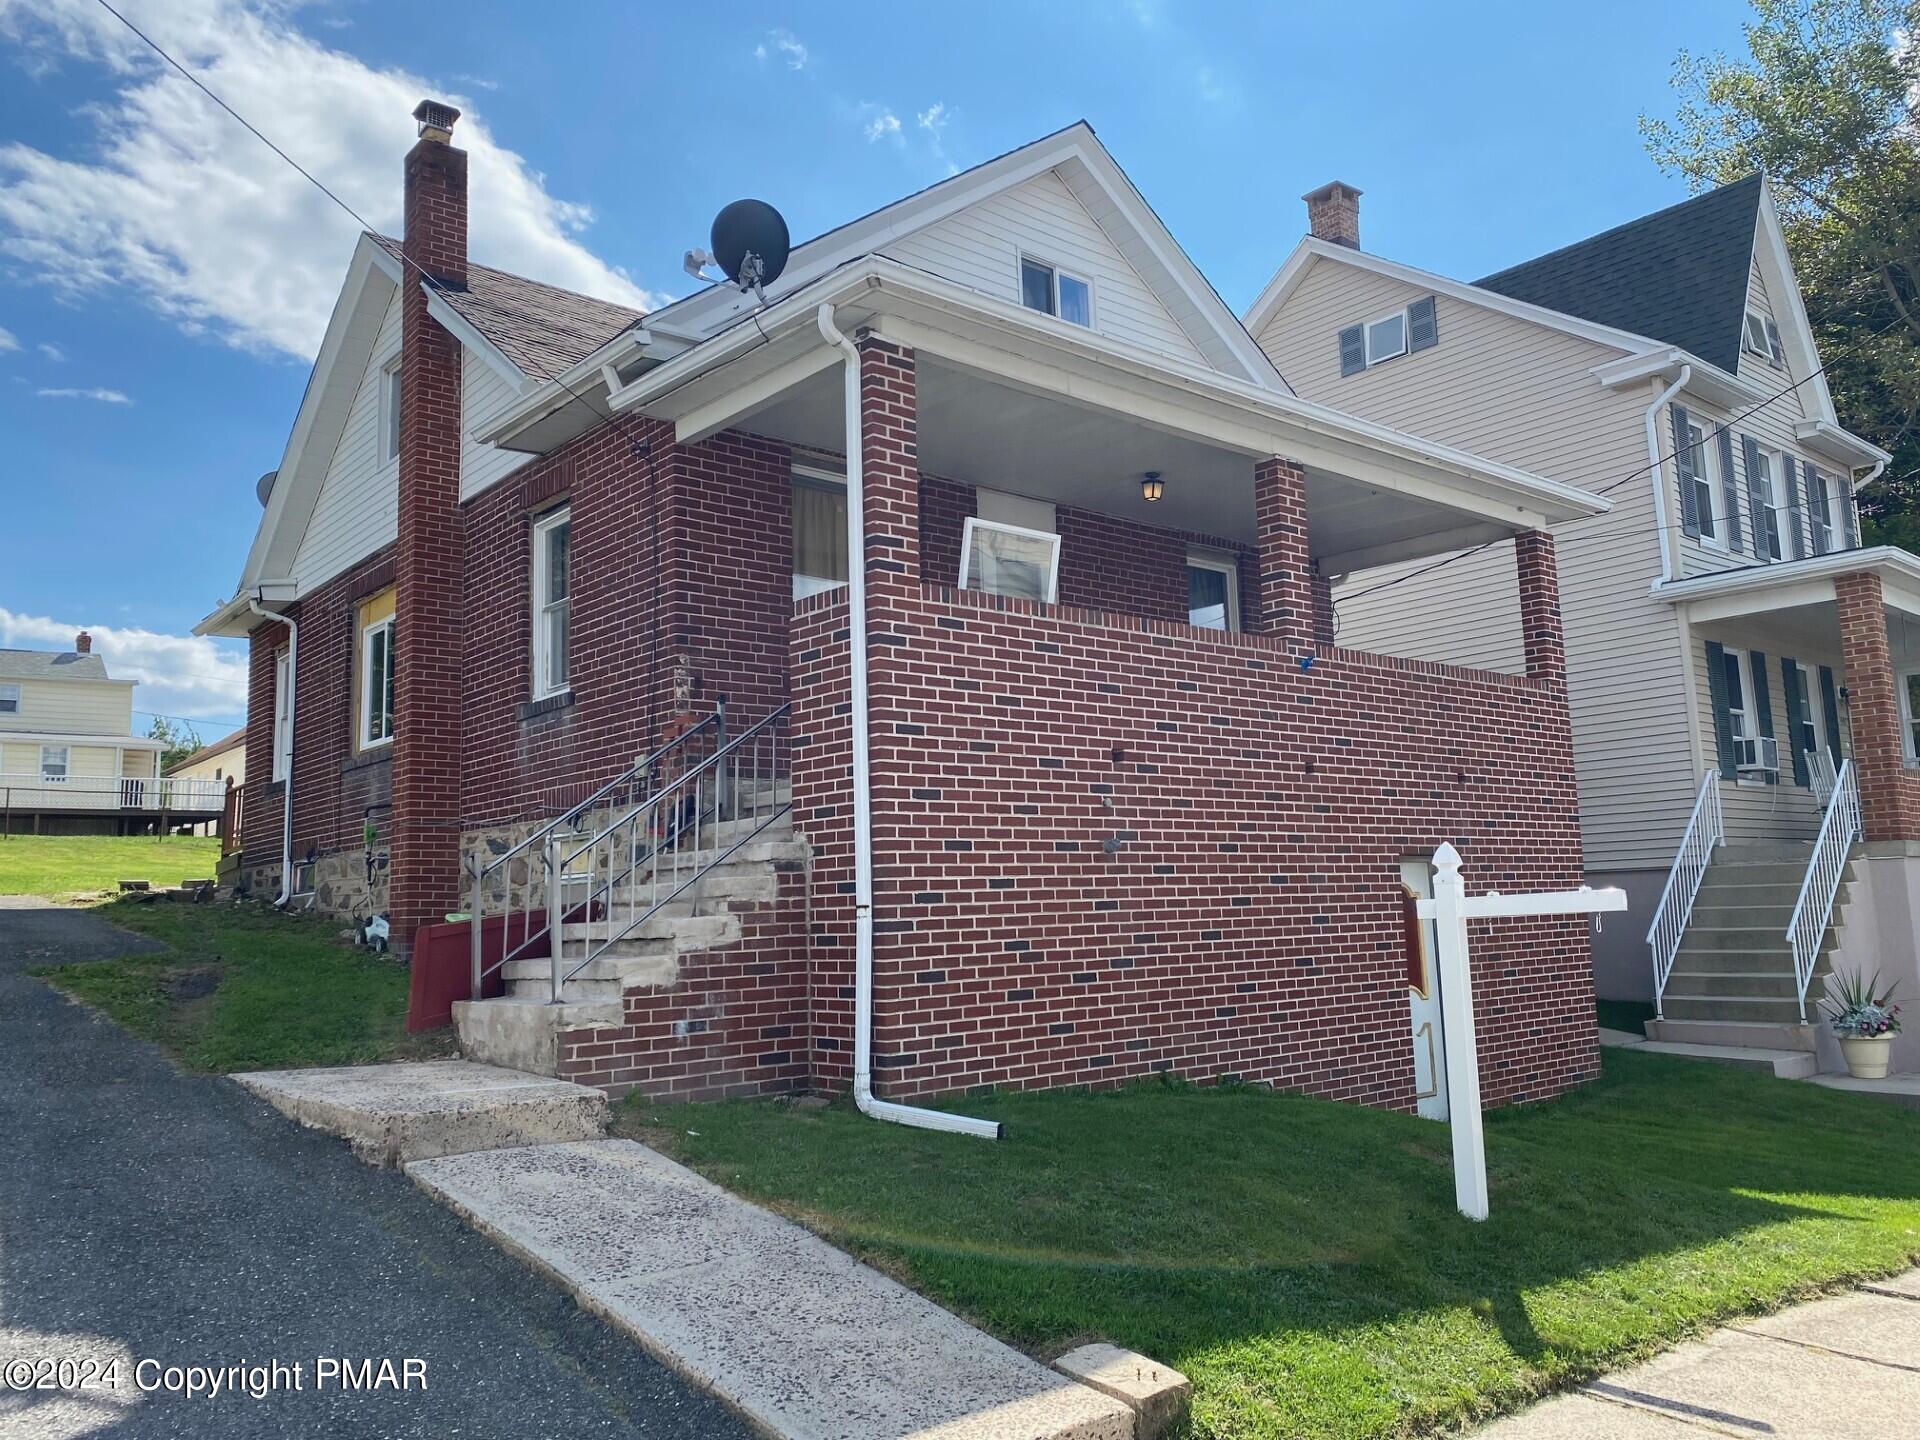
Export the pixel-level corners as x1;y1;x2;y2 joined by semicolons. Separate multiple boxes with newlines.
1837;571;1920;841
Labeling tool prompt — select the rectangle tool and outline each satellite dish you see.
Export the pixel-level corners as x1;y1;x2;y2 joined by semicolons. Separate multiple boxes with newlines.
256;469;278;507
709;199;790;298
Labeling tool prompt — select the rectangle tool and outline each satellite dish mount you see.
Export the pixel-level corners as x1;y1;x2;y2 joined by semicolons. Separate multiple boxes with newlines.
706;199;790;306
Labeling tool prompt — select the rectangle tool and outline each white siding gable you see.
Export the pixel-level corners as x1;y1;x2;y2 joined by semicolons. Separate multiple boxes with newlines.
461;353;534;502
881;169;1209;366
1736;246;1803;419
293;288;401;591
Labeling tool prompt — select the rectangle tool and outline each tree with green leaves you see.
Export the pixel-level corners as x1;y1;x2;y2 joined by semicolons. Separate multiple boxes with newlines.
1642;0;1920;549
150;715;202;775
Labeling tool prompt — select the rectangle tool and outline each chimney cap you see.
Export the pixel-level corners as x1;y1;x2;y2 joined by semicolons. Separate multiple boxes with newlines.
1301;179;1363;204
74;631;92;654
413;99;461;142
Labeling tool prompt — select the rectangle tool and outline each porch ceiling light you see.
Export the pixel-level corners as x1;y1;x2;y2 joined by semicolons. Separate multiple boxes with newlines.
1141;470;1165;503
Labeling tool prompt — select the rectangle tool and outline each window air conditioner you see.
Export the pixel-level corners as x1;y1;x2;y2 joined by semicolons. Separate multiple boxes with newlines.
1735;735;1779;775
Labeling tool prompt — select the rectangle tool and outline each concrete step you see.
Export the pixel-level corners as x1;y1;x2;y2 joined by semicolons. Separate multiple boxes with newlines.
1669;948;1829;978
453;996;622;1078
1716;841;1818;862
1645;1017;1817;1052
1660;994;1809;1024
1698;862;1813;889
1660;969;1804;1000
232;1060;607;1167
559;911;741;952
1677;927;1836;956
1634;1041;1819;1080
1689;903;1801;930
407;1141;1132;1439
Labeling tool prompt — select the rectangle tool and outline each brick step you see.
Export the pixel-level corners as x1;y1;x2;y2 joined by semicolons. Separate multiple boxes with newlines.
1644;1017;1818;1052
1659;994;1809;1025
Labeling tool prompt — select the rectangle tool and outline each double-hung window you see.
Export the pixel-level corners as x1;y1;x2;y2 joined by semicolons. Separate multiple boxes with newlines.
1019;257;1092;328
356;589;395;750
531;507;571;697
272;649;291;782
959;518;1060;603
1720;647;1754;756
40;745;68;783
381;358;402;465
1751;448;1787;560
0;683;18;715
1186;550;1240;631
1683;419;1719;547
1903;669;1920;766
791;470;849;599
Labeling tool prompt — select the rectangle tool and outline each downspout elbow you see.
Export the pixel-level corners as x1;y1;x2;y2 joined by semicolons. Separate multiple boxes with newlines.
1644;364;1693;585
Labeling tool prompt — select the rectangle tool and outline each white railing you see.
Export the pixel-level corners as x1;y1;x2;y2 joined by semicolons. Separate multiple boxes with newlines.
0;773;229;815
1786;759;1861;1023
1647;769;1724;1018
1808;749;1837;809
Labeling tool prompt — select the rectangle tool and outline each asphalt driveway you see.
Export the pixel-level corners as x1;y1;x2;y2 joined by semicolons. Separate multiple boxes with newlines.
0;898;750;1439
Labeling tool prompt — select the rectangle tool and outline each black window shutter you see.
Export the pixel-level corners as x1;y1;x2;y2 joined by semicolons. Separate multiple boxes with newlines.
1672;404;1700;538
1748;649;1777;784
1765;316;1785;366
1781;657;1810;787
1704;640;1738;780
1819;665;1844;762
1742;436;1770;557
1782;455;1806;558
1407;295;1438;352
1717;425;1743;554
1338;325;1365;377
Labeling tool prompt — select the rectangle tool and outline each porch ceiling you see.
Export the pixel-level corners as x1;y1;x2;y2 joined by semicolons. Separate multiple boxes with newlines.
715;355;1515;565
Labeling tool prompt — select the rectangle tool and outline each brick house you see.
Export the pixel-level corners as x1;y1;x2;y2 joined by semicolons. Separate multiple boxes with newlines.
198;103;1612;1118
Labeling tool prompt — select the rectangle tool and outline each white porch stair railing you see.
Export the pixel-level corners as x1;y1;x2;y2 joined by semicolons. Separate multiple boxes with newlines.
1646;769;1723;1019
1786;759;1861;1023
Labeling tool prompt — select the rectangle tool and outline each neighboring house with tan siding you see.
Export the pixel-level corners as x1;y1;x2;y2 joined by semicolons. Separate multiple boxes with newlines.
0;635;225;835
1247;178;1920;1074
165;728;246;836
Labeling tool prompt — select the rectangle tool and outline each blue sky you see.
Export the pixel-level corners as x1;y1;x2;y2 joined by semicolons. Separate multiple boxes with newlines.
0;0;1757;730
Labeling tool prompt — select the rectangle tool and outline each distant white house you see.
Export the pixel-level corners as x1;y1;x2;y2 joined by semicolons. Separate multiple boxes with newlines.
0;634;227;834
165;727;246;837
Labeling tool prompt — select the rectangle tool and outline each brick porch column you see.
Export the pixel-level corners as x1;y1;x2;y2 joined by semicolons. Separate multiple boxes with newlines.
1309;568;1337;647
391;101;468;957
1254;457;1312;646
1836;570;1917;841
1515;530;1566;690
857;336;920;588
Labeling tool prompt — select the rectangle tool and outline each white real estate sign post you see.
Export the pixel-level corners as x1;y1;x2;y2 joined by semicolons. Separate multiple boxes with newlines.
1418;842;1627;1222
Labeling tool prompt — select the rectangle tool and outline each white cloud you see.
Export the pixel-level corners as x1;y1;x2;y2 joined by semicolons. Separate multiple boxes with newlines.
0;607;248;722
917;102;958;175
864;109;902;144
0;324;16;352
753;29;807;70
0;0;656;361
37;341;64;360
36;386;129;402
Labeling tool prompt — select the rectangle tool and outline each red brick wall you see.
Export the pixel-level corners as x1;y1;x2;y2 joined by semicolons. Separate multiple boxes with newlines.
793;584;1595;1111
1837;570;1920;841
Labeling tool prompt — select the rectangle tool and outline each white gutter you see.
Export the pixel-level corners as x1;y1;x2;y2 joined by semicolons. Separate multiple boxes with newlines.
1644;365;1693;584
816;303;1001;1142
1855;458;1888;495
247;597;297;908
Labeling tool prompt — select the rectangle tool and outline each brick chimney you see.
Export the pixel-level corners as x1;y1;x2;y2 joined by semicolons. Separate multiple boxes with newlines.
390;98;468;958
74;631;92;654
1303;181;1362;249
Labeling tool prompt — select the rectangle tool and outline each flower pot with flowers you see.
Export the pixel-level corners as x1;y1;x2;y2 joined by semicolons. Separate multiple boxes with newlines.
1821;969;1902;1080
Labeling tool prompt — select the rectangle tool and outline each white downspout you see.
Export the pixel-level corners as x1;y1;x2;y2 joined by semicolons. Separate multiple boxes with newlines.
1644;364;1693;585
248;597;298;907
817;303;1001;1141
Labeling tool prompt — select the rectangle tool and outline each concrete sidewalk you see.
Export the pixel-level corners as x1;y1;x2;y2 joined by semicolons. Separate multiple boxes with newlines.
1476;1270;1920;1438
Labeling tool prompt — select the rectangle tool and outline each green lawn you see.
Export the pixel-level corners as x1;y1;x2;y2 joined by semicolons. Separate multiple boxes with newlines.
31;900;449;1072
615;1055;1920;1440
0;833;223;899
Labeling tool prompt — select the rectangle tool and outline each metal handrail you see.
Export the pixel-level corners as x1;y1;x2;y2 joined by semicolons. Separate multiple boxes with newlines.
552;704;791;1001
1786;759;1860;1023
1646;769;1723;1018
1807;749;1837;809
466;703;728;997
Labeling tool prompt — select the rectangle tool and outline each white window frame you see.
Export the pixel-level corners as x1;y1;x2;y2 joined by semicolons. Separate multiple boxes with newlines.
1901;667;1920;766
531;506;572;699
1185;549;1241;632
1719;644;1757;768
791;466;849;600
40;745;68;783
1751;447;1787;560
358;615;395;750
272;648;291;783
1363;307;1408;365
958;517;1061;604
1685;419;1721;548
1790;660;1825;772
0;682;18;715
1017;253;1094;329
1743;309;1772;359
380;356;402;465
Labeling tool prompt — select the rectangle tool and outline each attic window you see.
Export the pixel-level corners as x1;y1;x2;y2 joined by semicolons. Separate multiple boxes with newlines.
1019;257;1092;328
1339;296;1438;375
1743;309;1784;367
1365;311;1406;364
0;683;17;714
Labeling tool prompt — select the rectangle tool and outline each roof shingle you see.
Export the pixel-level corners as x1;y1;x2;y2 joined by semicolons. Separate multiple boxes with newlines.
0;648;111;682
1474;174;1764;374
